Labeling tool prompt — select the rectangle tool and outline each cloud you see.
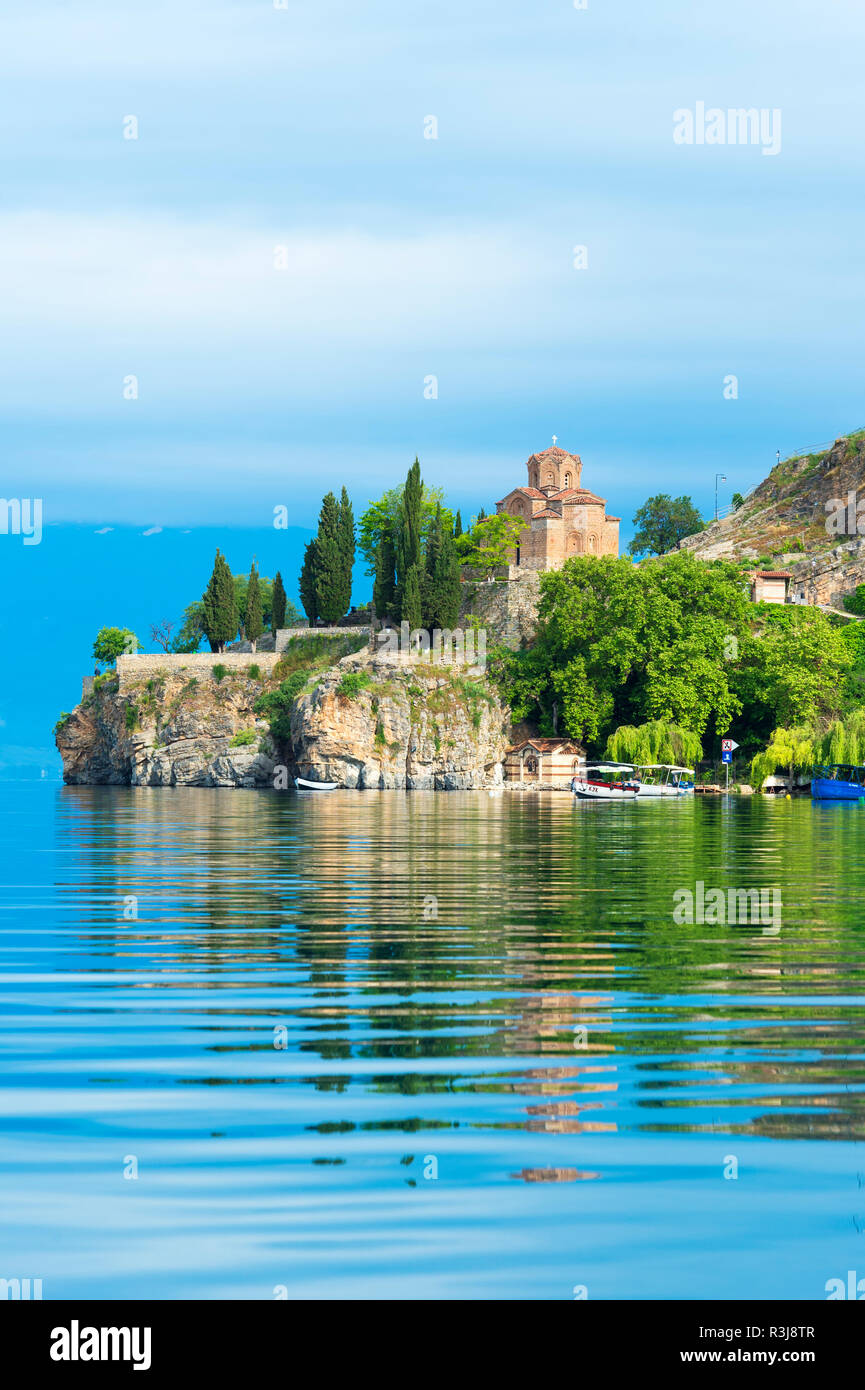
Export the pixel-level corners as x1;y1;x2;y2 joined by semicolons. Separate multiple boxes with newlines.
142;526;163;536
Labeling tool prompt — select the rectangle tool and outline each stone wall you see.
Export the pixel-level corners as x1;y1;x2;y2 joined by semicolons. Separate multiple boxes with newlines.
459;570;541;649
275;626;369;651
116;651;282;693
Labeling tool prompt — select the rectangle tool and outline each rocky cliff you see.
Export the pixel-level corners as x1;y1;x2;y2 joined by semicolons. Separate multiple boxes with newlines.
680;429;865;608
56;648;510;790
290;650;508;789
56;666;277;787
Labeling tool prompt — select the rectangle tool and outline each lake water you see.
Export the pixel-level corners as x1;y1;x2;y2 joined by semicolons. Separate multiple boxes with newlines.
1;783;864;1300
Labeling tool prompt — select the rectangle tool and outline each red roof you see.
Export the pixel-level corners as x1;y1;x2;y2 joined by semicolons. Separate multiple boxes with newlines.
754;570;792;579
528;445;581;464
605;515;621;522
531;508;561;520
507;739;584;753
553;488;606;504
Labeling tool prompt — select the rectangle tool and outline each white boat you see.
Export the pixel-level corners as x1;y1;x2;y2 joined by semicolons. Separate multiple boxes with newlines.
632;764;695;798
294;777;338;791
572;763;639;801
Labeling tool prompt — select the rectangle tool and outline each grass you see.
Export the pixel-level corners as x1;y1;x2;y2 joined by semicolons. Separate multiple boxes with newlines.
212;664;228;683
230;728;258;747
338;671;373;700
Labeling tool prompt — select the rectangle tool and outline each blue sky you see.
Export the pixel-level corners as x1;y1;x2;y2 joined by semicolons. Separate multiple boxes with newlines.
2;0;865;771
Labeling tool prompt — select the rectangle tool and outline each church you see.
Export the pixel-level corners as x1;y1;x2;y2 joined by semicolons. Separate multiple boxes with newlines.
495;441;620;570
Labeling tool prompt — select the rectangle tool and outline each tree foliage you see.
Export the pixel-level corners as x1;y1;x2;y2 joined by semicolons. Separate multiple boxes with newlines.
455;512;527;570
93;627;139;665
244;561;263;650
605;720;702;767
202;549;238;652
628;494;705;557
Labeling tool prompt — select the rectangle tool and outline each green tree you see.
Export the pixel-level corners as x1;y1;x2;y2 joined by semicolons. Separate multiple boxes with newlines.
843;584;865;616
734;606;852;734
315;492;349;624
170;602;206;653
605;720;702;767
395;458;424;610
92;627;139;666
299;539;319;625
456;512;527;571
338;487;355;612
201;549;238;652
244;561;263;651
422;503;462;630
373;531;397;622
271;571;287;632
628;494;705;557
731;491;745;510
402;564;423;631
454;509;463;538
750;726;814;793
358;480;453;576
491;552;750;746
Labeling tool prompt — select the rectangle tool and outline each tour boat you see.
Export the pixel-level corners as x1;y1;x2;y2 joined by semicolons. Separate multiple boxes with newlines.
294;777;338;791
633;764;695;797
811;764;865;801
572;763;639;801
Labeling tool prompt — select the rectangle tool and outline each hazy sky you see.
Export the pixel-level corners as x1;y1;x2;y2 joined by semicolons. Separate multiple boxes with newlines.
3;0;865;532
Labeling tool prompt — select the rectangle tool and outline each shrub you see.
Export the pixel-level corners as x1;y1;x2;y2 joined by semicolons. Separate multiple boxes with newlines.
54;711;72;735
230;728;258;747
212;664;228;682
247;664;261;680
844;584;865;616
338;671;372;700
254;670;309;743
125;705;139;731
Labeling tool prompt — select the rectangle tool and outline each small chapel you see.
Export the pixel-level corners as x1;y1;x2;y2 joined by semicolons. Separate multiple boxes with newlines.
495;441;620;571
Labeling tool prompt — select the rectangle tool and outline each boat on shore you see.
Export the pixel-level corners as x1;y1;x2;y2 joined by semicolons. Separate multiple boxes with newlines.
295;777;338;791
633;764;695;797
572;763;639;801
811;764;865;800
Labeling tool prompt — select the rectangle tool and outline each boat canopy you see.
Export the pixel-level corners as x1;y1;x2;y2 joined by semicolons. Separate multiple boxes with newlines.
813;763;865;782
583;763;635;772
635;763;695;775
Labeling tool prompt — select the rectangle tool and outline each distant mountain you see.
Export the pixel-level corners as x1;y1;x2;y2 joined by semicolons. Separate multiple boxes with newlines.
680;428;865;610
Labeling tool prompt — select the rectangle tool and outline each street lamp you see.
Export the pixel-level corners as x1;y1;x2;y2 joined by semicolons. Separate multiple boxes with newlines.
714;474;727;521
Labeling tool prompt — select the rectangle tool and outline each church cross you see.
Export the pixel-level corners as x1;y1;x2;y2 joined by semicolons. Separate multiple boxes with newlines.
552;434;557;446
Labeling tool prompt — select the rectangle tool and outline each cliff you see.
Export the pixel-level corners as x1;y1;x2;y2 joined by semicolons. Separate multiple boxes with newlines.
55;646;510;790
680;428;865;608
290;650;508;789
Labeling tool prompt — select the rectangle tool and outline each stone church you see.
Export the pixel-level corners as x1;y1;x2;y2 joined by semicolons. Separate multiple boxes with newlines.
496;442;620;570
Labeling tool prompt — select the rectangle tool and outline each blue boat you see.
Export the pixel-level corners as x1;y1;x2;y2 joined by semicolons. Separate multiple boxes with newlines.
811;764;865;800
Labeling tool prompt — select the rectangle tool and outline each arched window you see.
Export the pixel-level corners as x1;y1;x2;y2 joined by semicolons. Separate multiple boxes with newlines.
588;533;598;552
564;472;571;488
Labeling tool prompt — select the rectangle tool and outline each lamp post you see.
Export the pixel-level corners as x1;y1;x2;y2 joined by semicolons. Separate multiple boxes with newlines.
715;473;727;521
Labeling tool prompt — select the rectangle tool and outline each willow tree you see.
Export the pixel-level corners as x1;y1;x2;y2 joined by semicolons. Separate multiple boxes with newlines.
750;726;814;793
605;720;702;769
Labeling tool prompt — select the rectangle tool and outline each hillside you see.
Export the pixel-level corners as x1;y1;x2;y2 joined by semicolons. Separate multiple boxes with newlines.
680;429;865;609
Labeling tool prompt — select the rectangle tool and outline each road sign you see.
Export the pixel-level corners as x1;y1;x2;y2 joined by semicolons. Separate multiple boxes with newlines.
721;738;739;753
721;750;733;764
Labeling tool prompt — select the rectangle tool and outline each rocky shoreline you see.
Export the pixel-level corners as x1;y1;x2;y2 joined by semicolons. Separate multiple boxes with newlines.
55;649;510;791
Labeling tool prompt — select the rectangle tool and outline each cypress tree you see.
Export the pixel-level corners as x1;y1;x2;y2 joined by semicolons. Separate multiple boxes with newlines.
477;506;486;523
202;549;238;653
421;502;444;630
245;561;263;652
315;492;347;625
373;530;396;621
338;486;355;612
402;563;423;633
438;526;462;631
299;539;319;624
271;571;287;632
395;457;423;620
454;510;463;538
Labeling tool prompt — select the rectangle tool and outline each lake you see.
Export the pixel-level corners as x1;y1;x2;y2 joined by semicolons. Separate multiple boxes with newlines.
1;783;864;1300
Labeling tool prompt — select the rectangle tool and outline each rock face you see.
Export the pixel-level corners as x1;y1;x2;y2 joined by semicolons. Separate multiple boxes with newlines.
56;668;276;788
289;652;509;789
680;430;865;608
56;651;511;790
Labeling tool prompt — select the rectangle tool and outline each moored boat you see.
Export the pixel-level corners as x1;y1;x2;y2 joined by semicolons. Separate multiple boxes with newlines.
811;764;865;801
295;777;338;791
572;763;639;801
633;764;695;797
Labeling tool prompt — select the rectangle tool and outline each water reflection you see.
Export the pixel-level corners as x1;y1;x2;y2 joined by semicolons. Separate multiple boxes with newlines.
1;786;864;1298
